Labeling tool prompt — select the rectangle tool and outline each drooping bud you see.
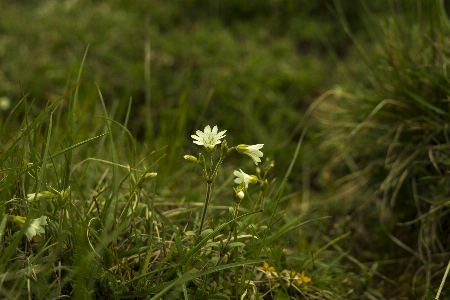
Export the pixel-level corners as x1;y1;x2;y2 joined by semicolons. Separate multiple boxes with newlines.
26;191;56;202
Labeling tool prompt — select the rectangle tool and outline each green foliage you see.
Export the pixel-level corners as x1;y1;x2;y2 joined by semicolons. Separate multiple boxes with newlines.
4;0;450;298
0;0;396;178
312;0;450;297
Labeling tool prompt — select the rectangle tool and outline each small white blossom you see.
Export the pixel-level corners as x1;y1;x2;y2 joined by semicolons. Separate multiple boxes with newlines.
191;125;226;151
25;216;47;241
236;144;264;165
237;190;245;199
27;191;55;201
233;169;258;189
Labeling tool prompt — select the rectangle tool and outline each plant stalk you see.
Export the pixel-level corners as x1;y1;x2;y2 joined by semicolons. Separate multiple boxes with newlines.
215;201;240;267
198;180;212;234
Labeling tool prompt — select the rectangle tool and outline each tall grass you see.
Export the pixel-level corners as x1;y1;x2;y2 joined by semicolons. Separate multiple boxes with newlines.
312;0;450;297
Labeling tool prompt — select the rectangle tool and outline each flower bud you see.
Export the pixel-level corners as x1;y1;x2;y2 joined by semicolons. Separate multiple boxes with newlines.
248;175;259;184
27;191;55;201
137;172;157;189
220;140;229;157
183;155;198;164
10;215;26;226
57;186;71;207
198;153;206;169
233;186;245;203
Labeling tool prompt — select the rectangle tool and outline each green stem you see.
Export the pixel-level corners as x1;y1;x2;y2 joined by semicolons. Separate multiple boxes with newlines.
215;201;240;267
234;226;239;297
198;180;212;234
198;151;228;234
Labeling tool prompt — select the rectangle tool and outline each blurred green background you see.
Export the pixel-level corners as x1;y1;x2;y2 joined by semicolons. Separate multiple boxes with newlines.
0;0;400;185
2;0;450;297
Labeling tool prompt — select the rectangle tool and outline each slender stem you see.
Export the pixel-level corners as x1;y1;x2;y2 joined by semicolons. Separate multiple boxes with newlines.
215;201;240;267
198;180;212;234
198;152;227;234
209;153;214;175
233;226;239;297
436;258;450;299
212;155;226;180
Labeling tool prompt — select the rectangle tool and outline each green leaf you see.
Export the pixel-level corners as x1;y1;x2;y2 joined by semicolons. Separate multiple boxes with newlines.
174;231;186;259
198;229;214;240
273;291;291;300
226;242;246;250
118;259;263;299
367;287;383;298
205;242;221;249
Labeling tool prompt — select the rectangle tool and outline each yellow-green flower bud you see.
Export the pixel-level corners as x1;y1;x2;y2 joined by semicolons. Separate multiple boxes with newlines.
10;215;26;226
57;186;71;207
27;191;56;201
137;172;157;189
183;155;198;164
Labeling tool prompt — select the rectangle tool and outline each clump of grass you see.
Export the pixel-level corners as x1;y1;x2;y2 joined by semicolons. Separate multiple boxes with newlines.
0;70;361;299
311;0;450;297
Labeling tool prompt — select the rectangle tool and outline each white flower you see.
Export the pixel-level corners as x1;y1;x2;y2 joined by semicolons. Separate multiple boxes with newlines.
25;216;47;241
191;125;226;151
233;169;258;189
236;144;264;165
27;191;55;201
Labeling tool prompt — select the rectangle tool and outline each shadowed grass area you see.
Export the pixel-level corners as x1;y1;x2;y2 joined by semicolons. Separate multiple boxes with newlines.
0;0;395;178
0;83;355;299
